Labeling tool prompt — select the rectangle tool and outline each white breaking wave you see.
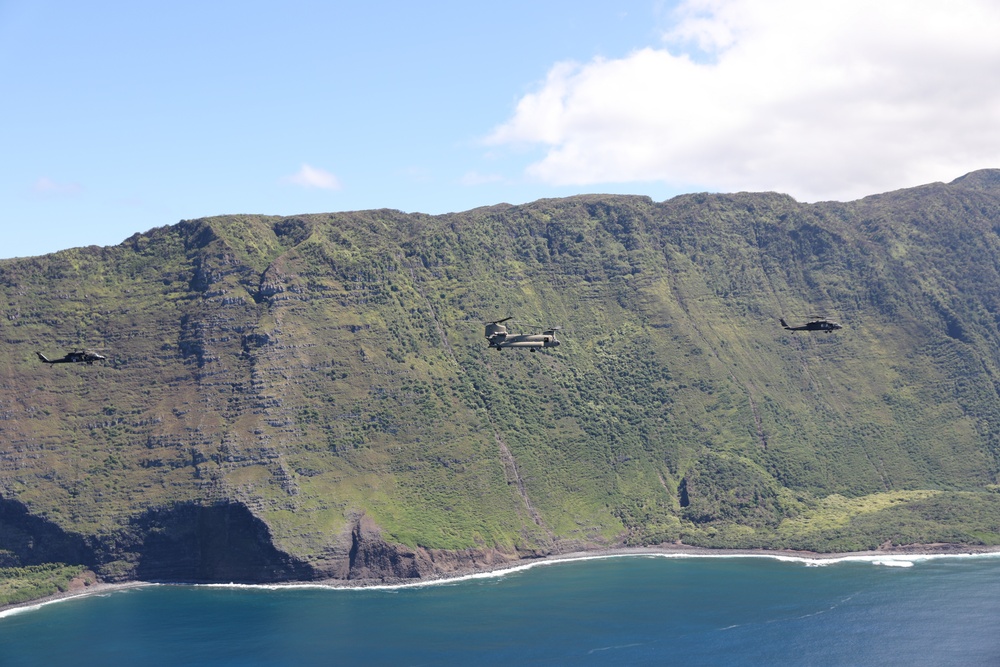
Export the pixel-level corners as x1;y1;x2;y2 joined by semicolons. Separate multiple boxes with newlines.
3;549;998;618
185;549;1000;592
0;584;153;620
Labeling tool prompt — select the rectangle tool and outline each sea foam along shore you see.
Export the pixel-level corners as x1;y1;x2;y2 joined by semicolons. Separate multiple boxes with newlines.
0;581;150;620
4;543;1000;617
305;543;1000;590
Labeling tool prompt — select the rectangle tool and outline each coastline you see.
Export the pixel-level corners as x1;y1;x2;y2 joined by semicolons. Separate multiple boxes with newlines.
333;542;1000;589
0;580;151;619
5;541;1000;617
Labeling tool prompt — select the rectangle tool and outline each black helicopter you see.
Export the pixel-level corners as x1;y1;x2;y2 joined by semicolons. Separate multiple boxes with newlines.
484;317;561;352
36;349;107;365
780;317;842;333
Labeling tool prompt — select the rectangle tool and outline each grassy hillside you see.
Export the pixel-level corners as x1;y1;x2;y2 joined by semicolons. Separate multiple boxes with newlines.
4;171;1000;581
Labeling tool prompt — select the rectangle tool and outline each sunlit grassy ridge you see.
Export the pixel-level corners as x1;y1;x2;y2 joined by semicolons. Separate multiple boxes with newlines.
4;172;1000;579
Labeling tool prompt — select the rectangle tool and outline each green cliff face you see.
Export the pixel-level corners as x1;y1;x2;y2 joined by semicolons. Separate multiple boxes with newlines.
4;172;1000;582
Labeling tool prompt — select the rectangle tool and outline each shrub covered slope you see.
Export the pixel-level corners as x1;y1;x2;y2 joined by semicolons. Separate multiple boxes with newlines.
4;171;1000;582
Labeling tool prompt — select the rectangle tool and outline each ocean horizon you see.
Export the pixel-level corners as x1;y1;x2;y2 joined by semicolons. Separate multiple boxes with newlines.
3;552;999;665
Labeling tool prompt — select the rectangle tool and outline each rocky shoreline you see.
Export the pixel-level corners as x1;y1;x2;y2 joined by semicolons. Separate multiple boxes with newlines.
5;541;1000;616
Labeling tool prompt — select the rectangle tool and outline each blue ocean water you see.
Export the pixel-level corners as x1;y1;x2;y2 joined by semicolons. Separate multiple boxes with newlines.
2;554;999;666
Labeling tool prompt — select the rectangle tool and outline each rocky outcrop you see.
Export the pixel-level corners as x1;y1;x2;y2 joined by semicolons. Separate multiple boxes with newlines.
344;513;525;583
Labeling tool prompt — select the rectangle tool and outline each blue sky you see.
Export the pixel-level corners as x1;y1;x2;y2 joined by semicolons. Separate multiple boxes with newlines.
4;0;1000;259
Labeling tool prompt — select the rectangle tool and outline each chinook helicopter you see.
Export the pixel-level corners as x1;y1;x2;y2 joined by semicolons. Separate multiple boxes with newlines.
780;317;842;333
36;349;107;365
484;317;561;352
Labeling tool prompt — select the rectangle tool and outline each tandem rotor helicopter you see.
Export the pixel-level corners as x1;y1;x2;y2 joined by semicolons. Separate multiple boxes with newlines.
36;349;107;365
484;317;561;352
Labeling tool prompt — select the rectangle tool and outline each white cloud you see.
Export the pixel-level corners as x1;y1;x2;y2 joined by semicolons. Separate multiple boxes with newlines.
282;164;342;190
486;0;1000;201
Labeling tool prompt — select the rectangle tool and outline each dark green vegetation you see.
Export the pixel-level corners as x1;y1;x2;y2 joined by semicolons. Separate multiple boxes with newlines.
0;564;89;607
4;170;1000;588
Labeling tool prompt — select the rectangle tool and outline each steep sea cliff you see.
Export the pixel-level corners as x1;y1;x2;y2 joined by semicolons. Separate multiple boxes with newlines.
5;173;1000;597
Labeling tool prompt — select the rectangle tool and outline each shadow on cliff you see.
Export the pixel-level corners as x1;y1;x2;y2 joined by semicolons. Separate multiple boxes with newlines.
0;496;95;568
1;496;313;583
129;502;314;583
2;497;525;585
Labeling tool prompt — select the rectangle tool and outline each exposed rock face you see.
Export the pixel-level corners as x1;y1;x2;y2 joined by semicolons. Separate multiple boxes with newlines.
347;514;422;580
345;514;521;582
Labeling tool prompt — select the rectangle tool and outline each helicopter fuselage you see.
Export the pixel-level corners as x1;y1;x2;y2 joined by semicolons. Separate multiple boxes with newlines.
485;319;560;351
780;318;842;333
488;331;561;350
36;350;107;365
